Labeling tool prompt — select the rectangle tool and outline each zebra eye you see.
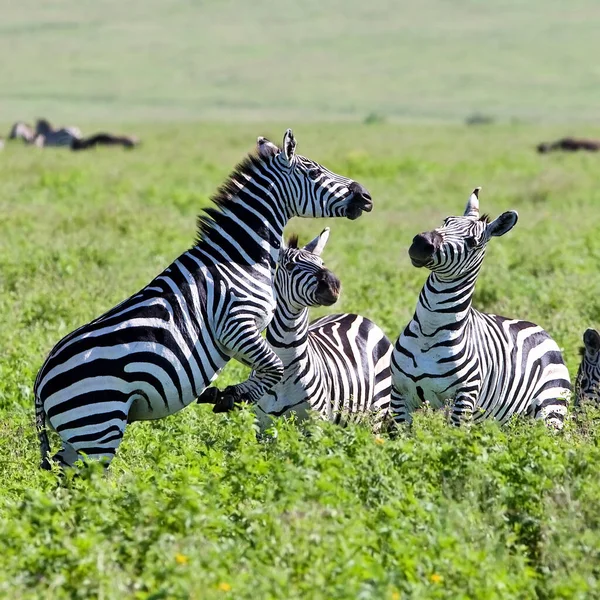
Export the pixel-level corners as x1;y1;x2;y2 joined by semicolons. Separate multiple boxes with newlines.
284;261;295;272
465;236;477;248
307;168;321;180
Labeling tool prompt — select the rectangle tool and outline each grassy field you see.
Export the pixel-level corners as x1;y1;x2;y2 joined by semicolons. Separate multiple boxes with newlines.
1;123;600;598
2;0;600;123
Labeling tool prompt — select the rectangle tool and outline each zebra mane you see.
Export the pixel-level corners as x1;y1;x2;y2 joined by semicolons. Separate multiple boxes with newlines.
195;150;279;243
479;214;490;224
286;234;299;249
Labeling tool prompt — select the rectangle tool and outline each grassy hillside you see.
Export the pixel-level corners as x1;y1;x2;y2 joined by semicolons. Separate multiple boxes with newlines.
1;0;600;123
1;123;600;598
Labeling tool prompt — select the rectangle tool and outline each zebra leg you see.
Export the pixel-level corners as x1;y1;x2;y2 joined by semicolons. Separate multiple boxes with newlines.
213;320;284;412
450;393;477;426
56;421;127;468
389;383;412;426
533;395;569;430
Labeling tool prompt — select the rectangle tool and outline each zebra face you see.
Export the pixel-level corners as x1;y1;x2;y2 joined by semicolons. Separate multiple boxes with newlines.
576;328;600;405
276;228;341;310
408;188;519;278
257;129;372;220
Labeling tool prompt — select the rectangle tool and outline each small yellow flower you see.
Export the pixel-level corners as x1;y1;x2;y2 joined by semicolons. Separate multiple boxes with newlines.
218;582;232;592
430;573;443;584
375;436;385;445
391;591;401;600
175;553;188;565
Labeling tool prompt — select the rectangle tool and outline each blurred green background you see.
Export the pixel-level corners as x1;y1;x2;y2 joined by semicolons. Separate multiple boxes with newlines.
2;0;600;124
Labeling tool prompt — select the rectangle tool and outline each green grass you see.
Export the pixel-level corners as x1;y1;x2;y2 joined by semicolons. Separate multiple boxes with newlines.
1;123;600;598
1;0;600;123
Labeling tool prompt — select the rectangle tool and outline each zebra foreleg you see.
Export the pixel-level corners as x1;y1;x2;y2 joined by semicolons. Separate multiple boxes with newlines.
212;320;284;412
532;394;569;430
450;393;477;426
389;384;412;426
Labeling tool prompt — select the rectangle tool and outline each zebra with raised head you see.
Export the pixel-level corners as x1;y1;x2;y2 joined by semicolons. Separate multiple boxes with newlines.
390;188;571;428
245;227;392;428
34;128;373;468
575;328;600;406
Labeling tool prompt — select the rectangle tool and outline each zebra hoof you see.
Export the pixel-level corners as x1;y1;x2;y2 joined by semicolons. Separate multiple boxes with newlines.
197;387;219;404
212;395;235;413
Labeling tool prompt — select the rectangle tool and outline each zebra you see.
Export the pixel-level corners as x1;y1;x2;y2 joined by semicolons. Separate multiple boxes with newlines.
575;328;600;406
34;128;373;468
390;187;571;428
247;227;392;429
34;118;82;147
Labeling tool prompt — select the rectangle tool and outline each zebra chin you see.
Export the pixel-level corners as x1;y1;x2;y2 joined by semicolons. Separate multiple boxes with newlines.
344;198;373;220
344;182;373;220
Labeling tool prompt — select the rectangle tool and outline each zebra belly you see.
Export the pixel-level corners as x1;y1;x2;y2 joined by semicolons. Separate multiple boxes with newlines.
391;341;472;409
254;368;326;429
39;338;228;434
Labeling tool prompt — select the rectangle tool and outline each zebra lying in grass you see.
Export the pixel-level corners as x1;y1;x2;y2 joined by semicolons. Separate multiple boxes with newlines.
247;228;392;429
34;118;83;147
575;328;600;406
34;128;373;469
390;188;571;428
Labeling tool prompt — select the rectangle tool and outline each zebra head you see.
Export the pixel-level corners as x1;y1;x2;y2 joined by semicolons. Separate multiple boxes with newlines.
576;328;600;405
276;228;341;309
408;188;519;279
257;129;372;220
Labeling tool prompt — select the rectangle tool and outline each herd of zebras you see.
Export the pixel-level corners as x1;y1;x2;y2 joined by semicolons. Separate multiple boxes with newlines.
33;128;600;469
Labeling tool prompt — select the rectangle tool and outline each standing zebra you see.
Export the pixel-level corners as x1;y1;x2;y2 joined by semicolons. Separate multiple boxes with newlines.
390;188;570;428
575;328;600;406
248;228;392;428
34;129;373;468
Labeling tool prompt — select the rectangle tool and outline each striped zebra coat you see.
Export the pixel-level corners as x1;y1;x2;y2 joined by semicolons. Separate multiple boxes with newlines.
575;328;600;406
390;188;571;428
34;129;373;468
251;228;392;428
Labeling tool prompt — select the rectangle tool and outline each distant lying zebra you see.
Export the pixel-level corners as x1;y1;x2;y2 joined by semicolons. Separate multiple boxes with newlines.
390;188;571;428
537;138;600;153
8;119;138;150
247;228;392;428
35;128;373;468
575;328;600;406
35;118;82;147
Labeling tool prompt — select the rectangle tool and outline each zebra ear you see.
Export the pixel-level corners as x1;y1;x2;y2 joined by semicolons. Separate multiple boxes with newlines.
282;128;297;163
303;227;330;256
464;187;481;217
583;328;600;354
257;136;279;159
487;210;518;237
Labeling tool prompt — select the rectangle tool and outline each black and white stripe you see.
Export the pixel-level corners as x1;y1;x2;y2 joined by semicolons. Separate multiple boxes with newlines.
34;129;373;468
390;188;571;428
253;228;392;428
575;328;600;406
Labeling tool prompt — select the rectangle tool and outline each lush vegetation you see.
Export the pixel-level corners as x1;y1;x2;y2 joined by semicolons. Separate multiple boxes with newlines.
1;123;600;598
2;0;600;123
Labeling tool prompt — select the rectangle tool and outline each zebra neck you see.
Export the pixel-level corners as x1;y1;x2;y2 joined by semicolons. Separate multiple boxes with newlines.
266;305;310;366
413;272;478;336
195;189;288;275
